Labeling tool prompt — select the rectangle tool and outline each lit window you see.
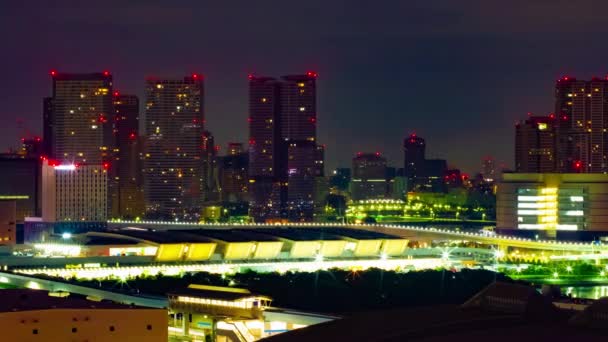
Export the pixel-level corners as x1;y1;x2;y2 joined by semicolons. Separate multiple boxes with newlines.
299;107;306;112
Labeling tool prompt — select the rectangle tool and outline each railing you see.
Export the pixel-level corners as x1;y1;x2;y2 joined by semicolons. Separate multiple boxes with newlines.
233;321;256;342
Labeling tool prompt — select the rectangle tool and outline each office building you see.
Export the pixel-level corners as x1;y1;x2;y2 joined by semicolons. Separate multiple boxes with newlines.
42;161;108;222
403;133;426;187
555;77;608;172
248;72;319;222
0;289;167;341
47;71;114;164
112;93;144;219
418;159;448;193
497;173;608;238
515;115;558;173
0;155;41;221
350;152;388;200
143;75;204;218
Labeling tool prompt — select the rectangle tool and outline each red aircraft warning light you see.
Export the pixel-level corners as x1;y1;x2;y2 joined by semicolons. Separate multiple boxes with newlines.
306;71;318;78
50;70;57;76
103;70;110;76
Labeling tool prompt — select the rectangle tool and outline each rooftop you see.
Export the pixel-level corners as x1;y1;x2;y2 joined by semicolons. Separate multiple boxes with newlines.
0;289;145;312
110;229;214;244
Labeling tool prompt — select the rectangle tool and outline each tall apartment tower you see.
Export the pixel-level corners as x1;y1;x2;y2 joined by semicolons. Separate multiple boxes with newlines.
555;76;608;172
403;133;426;189
48;71;114;164
515;115;558;173
248;72;318;222
143;75;204;219
112;93;144;219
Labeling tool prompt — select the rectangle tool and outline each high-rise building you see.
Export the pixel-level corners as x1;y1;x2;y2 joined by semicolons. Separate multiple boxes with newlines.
515;115;558;173
47;71;114;164
314;144;325;177
42;97;54;158
555;76;608;172
248;72;319;222
201;130;219;202
350;152;388;200
403;133;426;189
481;156;496;181
419;159;448;192
143;75;204;218
112;93;144;219
42;162;108;222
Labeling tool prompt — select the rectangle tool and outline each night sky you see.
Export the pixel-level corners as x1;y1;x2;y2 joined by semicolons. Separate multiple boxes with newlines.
2;1;608;174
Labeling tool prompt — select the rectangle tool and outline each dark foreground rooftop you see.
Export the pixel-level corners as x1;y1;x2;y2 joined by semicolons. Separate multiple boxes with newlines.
262;282;608;342
0;289;148;312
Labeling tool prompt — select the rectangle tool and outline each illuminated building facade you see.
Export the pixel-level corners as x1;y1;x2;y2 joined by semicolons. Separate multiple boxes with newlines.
112;94;144;219
47;72;114;164
555;77;608;172
497;173;608;238
143;75;204;218
350;153;388;200
248;73;319;222
42;162;108;222
515;115;558;173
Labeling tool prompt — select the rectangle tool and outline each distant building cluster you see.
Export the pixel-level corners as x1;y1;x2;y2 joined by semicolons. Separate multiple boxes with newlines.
515;76;608;173
0;69;502;241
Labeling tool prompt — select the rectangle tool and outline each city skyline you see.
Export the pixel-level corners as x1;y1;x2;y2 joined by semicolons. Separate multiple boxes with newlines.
5;1;608;174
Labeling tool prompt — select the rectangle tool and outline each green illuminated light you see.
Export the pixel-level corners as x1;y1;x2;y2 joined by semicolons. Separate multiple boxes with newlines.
0;195;29;200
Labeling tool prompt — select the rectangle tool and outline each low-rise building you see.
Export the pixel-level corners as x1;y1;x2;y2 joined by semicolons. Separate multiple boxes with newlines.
0;289;167;341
